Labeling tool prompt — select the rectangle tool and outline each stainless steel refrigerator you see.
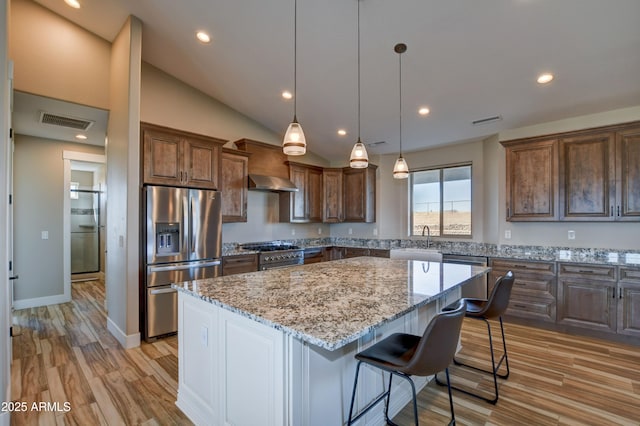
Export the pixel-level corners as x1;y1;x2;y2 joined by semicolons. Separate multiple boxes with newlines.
143;185;222;341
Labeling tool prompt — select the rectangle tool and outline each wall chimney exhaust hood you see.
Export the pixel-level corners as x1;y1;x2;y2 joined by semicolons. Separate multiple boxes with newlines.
248;174;298;192
234;139;299;192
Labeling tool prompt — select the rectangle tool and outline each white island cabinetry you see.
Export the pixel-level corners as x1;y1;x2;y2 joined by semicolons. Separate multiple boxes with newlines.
175;258;488;425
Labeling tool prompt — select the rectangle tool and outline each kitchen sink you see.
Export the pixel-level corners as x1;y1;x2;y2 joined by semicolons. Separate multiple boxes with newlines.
389;248;443;262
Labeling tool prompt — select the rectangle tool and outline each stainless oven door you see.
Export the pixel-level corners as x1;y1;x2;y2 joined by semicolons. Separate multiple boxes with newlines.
146;285;178;339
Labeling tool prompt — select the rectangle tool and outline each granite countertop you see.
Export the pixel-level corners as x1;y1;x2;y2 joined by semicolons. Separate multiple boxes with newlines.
174;257;489;351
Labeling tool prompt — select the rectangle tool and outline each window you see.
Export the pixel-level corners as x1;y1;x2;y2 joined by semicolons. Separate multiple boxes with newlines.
410;164;471;237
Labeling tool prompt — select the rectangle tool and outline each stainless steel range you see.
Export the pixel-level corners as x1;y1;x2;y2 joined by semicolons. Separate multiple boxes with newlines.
241;241;304;270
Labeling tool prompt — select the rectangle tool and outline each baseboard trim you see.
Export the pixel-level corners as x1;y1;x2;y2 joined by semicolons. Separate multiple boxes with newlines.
106;317;140;349
12;293;70;310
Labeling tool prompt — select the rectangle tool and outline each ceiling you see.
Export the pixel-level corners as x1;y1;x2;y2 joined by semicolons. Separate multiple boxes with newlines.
25;0;640;162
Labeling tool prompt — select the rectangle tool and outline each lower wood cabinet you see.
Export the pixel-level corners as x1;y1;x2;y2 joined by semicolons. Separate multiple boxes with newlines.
557;263;617;333
618;267;640;337
343;247;370;258
222;254;258;276
303;247;326;264
489;258;556;323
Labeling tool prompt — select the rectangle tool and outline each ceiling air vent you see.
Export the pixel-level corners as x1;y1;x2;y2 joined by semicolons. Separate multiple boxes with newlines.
366;141;387;147
472;115;502;126
39;112;94;130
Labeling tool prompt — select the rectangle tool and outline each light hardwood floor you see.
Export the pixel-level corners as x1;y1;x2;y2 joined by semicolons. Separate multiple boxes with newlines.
10;280;192;425
10;281;640;425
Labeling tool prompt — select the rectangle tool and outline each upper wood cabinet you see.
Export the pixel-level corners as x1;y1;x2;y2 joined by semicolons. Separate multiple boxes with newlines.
503;138;558;221
502;121;640;222
279;162;323;223
616;125;640;220
142;123;225;189
343;165;377;223
559;131;615;220
221;149;250;223
323;168;343;223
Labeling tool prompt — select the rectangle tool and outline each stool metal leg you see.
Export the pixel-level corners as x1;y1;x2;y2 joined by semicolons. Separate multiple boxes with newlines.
437;316;510;404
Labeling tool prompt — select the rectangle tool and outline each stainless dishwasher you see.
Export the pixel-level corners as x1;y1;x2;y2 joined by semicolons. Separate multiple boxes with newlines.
442;254;488;299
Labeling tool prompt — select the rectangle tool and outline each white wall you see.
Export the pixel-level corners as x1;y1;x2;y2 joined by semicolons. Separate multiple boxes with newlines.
105;16;142;348
1;0;11;422
12;135;103;306
9;0;110;109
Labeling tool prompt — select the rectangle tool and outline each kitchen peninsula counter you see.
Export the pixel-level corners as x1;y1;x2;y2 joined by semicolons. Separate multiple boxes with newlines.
175;257;489;425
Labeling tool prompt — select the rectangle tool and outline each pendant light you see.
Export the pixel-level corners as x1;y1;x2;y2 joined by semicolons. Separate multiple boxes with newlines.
283;0;306;156
349;0;369;168
392;43;409;179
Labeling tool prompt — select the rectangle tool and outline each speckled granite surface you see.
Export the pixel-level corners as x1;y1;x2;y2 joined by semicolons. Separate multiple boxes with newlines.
223;238;640;266
174;257;488;351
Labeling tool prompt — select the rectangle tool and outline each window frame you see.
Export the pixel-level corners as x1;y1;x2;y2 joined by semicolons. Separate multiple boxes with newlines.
409;162;473;239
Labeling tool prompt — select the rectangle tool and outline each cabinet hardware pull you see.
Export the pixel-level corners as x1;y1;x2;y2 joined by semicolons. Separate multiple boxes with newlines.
514;304;527;309
612;288;615;299
619;288;622;299
617;205;621;217
578;270;594;274
610;205;613;216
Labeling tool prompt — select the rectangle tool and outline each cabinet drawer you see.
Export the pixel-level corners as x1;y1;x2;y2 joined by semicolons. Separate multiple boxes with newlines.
619;266;640;283
369;249;390;258
222;254;258;275
511;276;555;298
558;263;616;281
490;258;555;275
343;247;370;258
304;248;326;264
507;296;556;322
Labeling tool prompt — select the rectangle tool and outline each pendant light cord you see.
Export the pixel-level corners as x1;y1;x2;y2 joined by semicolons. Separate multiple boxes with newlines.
294;0;298;119
398;48;403;156
357;0;361;141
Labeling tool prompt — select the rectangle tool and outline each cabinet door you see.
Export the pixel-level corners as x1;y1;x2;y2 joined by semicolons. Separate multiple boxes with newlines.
557;278;616;333
559;132;615;220
221;150;249;223
616;125;640;220
504;139;558;221
307;168;323;222
222;254;258;276
289;165;308;222
343;166;376;223
183;136;221;190
143;127;182;186
618;267;640;337
323;169;343;223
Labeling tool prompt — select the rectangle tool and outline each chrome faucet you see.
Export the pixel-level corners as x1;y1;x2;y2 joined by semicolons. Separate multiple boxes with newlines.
421;225;431;248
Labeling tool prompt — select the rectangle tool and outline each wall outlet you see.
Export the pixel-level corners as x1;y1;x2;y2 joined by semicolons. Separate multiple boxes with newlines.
291;228;296;236
348;228;353;235
317;227;322;235
373;228;378;236
504;229;511;239
41;231;49;240
568;230;576;240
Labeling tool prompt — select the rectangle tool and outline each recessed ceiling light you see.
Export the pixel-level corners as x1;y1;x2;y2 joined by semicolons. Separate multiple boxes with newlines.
75;134;87;140
64;0;80;9
337;129;347;136
418;107;430;116
537;73;554;84
196;31;211;44
282;91;293;100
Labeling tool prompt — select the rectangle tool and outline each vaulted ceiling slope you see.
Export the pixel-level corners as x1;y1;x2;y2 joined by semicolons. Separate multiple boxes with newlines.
34;0;640;162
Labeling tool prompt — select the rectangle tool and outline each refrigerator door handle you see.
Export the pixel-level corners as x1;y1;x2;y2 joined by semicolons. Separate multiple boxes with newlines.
148;259;221;273
149;287;178;295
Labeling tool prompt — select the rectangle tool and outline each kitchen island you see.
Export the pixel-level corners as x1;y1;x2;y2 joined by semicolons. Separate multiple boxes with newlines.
174;257;490;426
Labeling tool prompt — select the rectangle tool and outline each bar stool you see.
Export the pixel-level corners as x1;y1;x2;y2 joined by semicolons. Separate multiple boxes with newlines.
347;299;466;426
436;271;515;404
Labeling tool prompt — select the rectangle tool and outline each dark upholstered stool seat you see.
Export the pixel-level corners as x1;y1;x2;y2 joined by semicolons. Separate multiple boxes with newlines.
347;299;466;426
437;271;515;404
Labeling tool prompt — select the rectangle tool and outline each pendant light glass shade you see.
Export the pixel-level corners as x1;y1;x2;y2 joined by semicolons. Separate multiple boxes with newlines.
283;0;306;156
349;0;369;168
393;156;409;179
283;116;306;155
349;138;368;168
393;43;409;179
